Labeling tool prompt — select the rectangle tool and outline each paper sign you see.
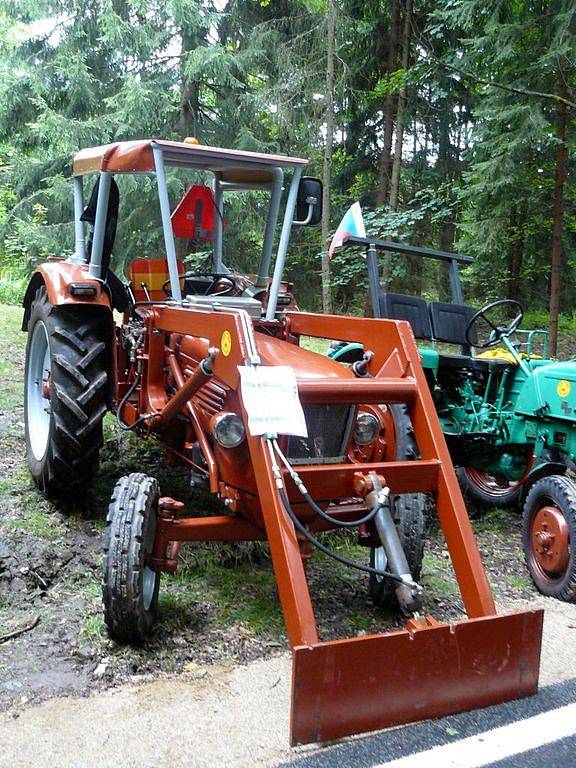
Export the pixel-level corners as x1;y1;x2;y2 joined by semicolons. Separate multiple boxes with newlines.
238;365;308;437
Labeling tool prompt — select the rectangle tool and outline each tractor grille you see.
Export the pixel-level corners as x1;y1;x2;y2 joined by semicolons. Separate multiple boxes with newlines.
286;404;355;465
194;379;228;417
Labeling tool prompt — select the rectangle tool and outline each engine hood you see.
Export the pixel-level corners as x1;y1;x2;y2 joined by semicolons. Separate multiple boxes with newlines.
515;360;576;422
255;333;355;382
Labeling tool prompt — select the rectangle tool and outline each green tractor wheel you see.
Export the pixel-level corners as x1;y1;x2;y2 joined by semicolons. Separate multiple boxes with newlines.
522;474;576;602
456;459;534;511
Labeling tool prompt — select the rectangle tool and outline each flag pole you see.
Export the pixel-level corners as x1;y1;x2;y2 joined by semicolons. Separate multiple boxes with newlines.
366;243;381;318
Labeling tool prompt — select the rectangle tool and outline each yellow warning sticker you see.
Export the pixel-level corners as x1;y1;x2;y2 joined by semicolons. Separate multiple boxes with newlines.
557;380;571;398
221;330;232;357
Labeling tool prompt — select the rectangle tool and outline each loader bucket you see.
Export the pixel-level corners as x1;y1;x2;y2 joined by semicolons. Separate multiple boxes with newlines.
291;609;543;745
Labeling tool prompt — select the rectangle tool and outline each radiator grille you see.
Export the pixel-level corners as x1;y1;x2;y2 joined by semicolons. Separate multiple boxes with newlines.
193;379;228;416
287;404;354;465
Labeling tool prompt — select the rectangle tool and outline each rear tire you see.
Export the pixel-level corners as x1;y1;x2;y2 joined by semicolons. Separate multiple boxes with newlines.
456;466;529;511
369;405;426;609
102;473;161;643
24;286;108;495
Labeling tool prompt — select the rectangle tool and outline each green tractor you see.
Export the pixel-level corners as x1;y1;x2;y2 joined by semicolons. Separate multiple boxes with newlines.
329;236;576;602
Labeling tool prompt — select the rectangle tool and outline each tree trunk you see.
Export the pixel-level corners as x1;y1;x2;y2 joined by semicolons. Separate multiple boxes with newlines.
377;0;400;206
549;79;568;357
178;27;202;139
389;0;412;212
507;202;526;302
320;0;335;313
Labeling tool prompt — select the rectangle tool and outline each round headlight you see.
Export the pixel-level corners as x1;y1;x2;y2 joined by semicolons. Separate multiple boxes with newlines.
353;412;379;446
212;412;246;448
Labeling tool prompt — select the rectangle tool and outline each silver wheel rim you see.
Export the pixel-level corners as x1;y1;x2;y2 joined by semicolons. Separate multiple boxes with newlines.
142;567;157;611
373;546;388;583
26;321;51;461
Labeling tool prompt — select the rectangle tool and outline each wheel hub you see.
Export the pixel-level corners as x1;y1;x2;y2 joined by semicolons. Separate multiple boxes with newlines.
42;372;52;399
531;505;569;575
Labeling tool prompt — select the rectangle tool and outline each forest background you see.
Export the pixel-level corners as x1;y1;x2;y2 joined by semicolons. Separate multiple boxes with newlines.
0;0;574;354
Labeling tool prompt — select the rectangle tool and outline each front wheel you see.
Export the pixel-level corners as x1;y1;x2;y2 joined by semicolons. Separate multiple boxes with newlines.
102;473;161;643
369;404;426;609
369;492;426;608
522;474;576;602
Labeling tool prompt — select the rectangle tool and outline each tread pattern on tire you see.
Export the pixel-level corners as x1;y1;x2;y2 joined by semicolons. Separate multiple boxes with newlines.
522;474;576;602
369;404;427;608
25;287;108;494
102;473;160;644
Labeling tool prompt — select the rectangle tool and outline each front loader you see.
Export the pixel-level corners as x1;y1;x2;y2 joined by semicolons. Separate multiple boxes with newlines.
22;138;542;744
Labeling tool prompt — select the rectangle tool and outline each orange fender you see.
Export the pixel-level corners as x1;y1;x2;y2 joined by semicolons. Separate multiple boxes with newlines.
22;261;118;406
21;262;112;330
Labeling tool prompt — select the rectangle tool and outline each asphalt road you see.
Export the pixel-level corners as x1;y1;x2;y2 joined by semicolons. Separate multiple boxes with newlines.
277;678;576;768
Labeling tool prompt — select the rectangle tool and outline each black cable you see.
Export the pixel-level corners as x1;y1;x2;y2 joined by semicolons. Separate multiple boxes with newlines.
278;488;404;584
302;491;380;529
273;441;380;529
115;372;154;432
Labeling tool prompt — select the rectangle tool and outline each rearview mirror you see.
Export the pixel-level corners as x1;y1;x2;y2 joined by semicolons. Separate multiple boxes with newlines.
294;177;323;226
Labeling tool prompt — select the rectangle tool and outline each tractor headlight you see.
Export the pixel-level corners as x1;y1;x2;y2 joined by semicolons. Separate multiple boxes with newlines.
353;412;379;446
212;412;246;448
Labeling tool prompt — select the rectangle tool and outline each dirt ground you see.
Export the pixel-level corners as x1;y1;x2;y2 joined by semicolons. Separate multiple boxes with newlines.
2;302;576;766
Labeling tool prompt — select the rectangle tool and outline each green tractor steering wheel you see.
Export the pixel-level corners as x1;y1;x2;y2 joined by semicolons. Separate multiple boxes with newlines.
465;299;524;349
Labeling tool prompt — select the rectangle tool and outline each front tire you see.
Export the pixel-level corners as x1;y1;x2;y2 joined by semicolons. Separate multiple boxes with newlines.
102;473;161;643
369;405;426;609
522;474;576;601
24;287;108;495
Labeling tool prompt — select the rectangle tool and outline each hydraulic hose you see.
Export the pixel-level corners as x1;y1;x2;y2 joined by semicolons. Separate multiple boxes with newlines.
115;372;154;432
272;440;379;529
268;438;414;586
277;487;404;584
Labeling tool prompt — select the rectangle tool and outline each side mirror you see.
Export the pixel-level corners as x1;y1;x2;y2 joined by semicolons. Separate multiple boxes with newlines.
294;176;323;226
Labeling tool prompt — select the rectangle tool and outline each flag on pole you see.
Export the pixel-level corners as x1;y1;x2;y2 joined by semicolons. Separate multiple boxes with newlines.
328;202;366;259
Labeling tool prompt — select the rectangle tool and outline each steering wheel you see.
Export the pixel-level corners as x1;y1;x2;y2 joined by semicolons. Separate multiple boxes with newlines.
465;299;524;349
162;272;237;298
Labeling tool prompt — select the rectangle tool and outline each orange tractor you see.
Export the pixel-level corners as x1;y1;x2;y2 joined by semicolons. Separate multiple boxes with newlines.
22;139;542;744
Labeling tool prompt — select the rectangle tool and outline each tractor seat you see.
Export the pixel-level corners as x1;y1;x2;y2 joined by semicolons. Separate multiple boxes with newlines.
434;353;511;372
428;301;477;348
378;292;433;340
128;258;185;302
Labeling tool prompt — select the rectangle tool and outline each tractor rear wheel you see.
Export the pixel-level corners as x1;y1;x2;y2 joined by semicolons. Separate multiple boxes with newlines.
456;458;534;511
522;474;576;602
369;405;426;609
24;286;108;495
103;473;161;643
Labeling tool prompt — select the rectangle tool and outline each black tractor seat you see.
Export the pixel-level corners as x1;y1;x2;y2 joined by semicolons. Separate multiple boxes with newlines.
378;292;433;340
377;292;515;372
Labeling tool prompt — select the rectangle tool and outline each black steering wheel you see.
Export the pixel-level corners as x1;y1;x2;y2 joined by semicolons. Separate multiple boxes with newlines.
162;272;237;298
465;299;524;348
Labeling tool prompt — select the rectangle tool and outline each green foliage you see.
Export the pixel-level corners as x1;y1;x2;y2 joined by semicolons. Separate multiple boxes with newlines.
0;0;573;317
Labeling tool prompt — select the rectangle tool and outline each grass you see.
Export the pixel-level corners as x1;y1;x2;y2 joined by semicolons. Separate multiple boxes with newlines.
300;335;334;355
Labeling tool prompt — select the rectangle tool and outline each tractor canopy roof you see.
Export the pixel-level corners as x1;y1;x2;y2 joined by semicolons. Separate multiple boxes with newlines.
72;139;308;181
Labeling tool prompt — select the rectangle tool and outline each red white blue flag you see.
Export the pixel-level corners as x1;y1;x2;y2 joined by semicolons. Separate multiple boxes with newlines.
328;202;366;259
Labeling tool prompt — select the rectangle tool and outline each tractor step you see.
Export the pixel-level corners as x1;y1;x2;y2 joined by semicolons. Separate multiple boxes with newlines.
290;609;543;745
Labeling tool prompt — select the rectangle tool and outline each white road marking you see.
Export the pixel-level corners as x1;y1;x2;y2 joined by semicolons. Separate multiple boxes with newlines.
374;702;576;768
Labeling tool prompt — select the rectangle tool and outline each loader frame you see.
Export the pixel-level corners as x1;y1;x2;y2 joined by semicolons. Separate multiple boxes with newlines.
135;302;542;745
